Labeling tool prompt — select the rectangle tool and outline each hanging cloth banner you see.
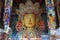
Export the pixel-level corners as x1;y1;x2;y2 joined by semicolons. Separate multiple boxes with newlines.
45;0;56;35
3;0;13;33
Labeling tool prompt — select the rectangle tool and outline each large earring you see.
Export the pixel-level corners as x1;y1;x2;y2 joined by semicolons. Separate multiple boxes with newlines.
21;19;24;26
21;19;26;31
36;17;39;26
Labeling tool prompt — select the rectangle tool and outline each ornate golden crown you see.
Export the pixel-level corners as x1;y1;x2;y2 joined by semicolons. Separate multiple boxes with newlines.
16;0;40;15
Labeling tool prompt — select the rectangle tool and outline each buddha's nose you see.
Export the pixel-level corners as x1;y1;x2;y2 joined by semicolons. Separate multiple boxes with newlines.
29;19;32;24
29;19;31;22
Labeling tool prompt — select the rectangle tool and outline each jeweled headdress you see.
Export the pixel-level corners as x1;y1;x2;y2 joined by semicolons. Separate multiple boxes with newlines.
16;0;40;20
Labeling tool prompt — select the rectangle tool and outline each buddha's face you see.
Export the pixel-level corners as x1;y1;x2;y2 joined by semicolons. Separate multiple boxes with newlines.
24;14;36;28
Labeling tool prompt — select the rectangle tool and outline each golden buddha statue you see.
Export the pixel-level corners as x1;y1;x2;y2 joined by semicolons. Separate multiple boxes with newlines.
16;0;41;40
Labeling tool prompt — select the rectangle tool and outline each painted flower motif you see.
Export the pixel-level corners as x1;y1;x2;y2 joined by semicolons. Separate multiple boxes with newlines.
15;21;22;32
38;20;45;30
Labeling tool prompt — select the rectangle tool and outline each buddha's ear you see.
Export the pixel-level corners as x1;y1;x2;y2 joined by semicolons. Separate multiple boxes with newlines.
36;14;42;26
21;18;25;26
36;16;39;26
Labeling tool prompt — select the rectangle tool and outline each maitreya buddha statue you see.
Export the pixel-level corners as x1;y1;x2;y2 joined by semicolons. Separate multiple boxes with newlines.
15;0;42;40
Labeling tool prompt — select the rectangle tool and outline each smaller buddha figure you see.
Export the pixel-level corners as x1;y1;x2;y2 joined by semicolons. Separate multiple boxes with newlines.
16;14;40;40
